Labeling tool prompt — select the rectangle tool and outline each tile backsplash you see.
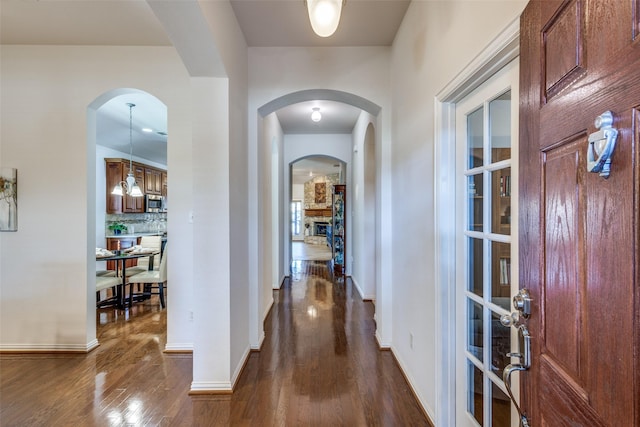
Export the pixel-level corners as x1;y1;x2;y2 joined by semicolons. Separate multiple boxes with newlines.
106;212;167;235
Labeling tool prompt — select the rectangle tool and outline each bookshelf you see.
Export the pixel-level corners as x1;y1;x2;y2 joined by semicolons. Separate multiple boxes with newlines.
332;184;346;277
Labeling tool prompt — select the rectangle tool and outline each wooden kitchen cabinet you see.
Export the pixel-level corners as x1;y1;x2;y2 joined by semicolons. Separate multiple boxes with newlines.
145;167;163;195
105;158;167;214
105;160;124;214
161;172;168;198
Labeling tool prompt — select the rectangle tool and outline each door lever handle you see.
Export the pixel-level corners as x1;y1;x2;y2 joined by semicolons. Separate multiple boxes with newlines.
504;363;531;427
501;322;531;426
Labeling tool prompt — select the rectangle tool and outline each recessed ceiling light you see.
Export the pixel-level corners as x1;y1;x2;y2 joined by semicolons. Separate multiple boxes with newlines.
142;128;153;133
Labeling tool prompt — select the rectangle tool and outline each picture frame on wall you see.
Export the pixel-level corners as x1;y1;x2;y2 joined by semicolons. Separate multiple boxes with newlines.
0;167;17;231
315;182;326;204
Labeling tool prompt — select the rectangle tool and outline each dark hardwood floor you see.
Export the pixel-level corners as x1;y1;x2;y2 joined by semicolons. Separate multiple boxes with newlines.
0;261;432;426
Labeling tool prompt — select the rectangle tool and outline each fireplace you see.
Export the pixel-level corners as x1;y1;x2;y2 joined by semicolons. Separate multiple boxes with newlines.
314;222;329;236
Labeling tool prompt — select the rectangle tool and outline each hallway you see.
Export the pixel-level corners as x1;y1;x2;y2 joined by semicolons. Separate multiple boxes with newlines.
0;261;430;426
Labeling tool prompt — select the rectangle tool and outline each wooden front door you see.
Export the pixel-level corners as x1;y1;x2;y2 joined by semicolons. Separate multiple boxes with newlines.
519;0;639;425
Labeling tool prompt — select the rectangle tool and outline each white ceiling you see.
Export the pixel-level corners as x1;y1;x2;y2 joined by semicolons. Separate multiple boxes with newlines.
0;0;172;46
276;100;362;134
97;94;168;165
1;0;408;167
0;0;409;47
292;157;345;185
230;0;410;47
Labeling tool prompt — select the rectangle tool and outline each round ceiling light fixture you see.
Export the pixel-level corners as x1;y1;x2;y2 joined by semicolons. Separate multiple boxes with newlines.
306;0;344;37
311;107;322;122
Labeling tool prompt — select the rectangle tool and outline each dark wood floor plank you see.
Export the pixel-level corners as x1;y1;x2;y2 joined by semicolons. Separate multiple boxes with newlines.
0;261;432;426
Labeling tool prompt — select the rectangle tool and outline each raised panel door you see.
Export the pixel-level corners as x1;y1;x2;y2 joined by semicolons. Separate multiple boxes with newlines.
520;1;639;425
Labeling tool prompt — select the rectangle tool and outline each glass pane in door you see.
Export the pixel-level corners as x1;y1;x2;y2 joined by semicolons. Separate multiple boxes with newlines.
467;107;484;169
491;381;511;426
468;238;484;297
468;174;483;232
490;91;511;163
468;299;484;362
491;168;511;235
490;311;511;378
490;241;511;309
468;361;484;426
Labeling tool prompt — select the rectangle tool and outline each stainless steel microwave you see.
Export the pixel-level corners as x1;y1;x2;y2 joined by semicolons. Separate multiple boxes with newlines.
145;194;166;213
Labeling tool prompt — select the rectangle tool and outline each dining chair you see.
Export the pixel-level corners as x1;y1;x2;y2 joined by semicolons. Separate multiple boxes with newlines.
125;235;163;277
96;270;116;277
96;274;123;307
127;244;167;308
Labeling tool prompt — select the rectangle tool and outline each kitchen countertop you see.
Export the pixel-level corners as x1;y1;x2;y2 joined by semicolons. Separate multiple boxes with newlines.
107;233;167;239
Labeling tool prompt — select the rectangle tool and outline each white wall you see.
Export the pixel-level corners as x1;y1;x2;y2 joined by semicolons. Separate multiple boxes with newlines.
0;45;194;353
260;112;284;336
189;0;250;389
292;184;304;200
389;1;526;424
350;111;377;300
190;76;233;390
291;183;304;242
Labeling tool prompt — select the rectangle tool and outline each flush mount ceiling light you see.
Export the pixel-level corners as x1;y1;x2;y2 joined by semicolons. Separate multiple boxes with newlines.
305;0;344;37
112;103;143;198
311;107;322;122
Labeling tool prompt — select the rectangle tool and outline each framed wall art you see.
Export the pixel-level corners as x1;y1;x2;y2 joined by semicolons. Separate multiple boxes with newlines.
315;182;326;204
0;168;17;231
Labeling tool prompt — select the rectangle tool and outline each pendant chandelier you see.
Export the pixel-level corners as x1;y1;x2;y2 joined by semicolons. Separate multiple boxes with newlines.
112;103;143;198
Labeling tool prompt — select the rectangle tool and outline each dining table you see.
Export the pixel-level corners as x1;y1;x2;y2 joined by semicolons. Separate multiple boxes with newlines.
96;250;159;309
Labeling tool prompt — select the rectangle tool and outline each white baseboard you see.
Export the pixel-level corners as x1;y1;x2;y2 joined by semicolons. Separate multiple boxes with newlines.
232;345;251;387
350;276;375;301
190;381;232;394
375;332;391;350
263;297;274;322
390;347;437;426
351;276;364;299
0;340;99;353
251;331;265;351
273;275;286;289
164;343;194;352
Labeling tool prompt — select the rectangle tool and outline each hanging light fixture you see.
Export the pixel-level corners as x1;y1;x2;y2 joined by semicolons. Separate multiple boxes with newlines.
305;0;344;37
311;107;322;122
112;103;143;198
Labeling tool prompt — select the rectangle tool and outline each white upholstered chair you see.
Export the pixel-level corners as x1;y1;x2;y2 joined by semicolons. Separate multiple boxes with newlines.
137;235;162;270
124;235;163;277
96;270;116;277
127;244;167;308
96;275;123;307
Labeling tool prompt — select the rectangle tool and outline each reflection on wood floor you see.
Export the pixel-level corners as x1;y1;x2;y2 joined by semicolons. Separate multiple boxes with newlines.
291;241;332;261
0;261;431;426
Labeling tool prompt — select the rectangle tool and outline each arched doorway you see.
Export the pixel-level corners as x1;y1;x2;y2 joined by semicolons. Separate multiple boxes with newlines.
290;155;346;267
253;88;385;350
88;88;168;342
